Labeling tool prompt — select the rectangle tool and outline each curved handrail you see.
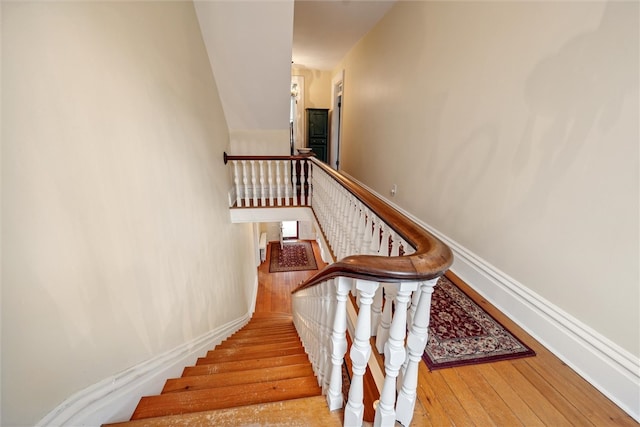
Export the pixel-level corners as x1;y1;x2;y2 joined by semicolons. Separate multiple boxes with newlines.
293;159;452;291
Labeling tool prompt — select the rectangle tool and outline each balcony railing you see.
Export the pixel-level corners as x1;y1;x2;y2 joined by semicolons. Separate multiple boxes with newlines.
224;153;453;426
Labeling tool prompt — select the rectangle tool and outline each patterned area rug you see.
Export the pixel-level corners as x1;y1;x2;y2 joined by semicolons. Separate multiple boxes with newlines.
269;241;318;273
423;275;535;370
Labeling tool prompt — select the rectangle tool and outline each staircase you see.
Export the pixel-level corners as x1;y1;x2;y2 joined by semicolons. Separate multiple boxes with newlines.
105;313;342;426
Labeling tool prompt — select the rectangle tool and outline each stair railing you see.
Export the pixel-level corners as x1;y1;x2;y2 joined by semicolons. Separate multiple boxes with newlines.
224;153;453;426
295;160;452;426
223;152;314;207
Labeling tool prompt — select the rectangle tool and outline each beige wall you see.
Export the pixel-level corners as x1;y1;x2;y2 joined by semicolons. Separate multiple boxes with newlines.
1;2;256;425
292;66;333;109
335;1;638;356
195;0;294;131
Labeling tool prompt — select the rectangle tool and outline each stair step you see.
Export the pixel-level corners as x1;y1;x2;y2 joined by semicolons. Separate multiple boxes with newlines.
105;396;342;427
250;311;292;319
232;326;297;337
235;324;295;332
217;333;300;348
162;364;315;393
208;340;301;356
131;376;322;420
202;345;306;363
228;329;297;341
239;319;294;328
184;354;311;376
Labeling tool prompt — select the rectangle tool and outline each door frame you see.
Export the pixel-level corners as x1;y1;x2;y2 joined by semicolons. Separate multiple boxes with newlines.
330;70;344;170
291;75;305;152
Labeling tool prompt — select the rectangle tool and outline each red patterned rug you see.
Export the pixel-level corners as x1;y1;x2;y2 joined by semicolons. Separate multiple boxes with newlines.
423;275;535;370
269;241;318;273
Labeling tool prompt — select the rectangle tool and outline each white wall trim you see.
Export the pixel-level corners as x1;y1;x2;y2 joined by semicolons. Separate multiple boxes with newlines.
341;172;640;422
229;206;315;224
37;314;251;427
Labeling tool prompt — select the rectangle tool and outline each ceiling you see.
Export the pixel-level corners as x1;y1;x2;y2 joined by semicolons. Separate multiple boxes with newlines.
292;0;396;71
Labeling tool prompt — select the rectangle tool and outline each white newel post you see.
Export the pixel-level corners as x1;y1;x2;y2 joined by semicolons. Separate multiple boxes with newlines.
344;280;378;427
374;282;417;426
327;277;351;410
395;278;438;426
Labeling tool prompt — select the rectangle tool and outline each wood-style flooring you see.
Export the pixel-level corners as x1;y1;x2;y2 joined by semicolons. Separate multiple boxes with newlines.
258;240;637;426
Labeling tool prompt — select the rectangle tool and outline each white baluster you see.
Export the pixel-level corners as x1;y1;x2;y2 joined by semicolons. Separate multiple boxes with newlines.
301;159;308;206
374;282;417;426
344;279;378;427
242;161;249;207
407;284;422;331
259;160;266;207
292;159;298;206
376;285;395;354
379;224;390;257
371;220;382;254
327;277;351;410
267;161;274;206
284;160;290;206
307;161;313;206
274;160;281;206
250;160;257;207
354;202;365;254
319;280;334;392
232;160;241;207
371;285;383;336
396;278;438;426
390;230;401;257
361;209;373;255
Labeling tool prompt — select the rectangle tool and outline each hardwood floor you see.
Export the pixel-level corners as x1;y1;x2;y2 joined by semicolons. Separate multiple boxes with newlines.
257;241;637;426
254;240;328;314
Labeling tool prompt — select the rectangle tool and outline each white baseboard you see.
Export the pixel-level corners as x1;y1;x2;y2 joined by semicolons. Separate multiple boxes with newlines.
37;314;251;427
342;173;640;422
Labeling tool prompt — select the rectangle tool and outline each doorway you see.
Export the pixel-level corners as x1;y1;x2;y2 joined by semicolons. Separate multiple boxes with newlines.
291;76;305;153
281;221;298;239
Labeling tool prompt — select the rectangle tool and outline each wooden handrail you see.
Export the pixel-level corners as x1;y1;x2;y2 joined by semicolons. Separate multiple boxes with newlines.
293;159;452;291
223;152;315;164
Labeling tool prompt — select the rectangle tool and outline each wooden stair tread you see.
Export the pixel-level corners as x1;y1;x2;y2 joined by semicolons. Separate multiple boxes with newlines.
240;319;295;330
217;333;300;347
188;353;312;373
210;340;302;355
131;376;322;419
250;311;292;319
105;396;342;427
162;364;316;393
201;345;306;363
227;326;297;335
